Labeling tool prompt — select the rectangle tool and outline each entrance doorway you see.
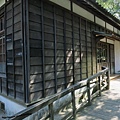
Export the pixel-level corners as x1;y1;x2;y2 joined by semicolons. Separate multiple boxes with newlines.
97;42;115;74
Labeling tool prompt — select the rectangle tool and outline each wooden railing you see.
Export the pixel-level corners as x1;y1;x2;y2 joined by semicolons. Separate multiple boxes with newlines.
4;67;110;120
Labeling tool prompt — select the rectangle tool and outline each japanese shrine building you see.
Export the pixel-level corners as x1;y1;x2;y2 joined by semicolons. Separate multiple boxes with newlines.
0;0;120;115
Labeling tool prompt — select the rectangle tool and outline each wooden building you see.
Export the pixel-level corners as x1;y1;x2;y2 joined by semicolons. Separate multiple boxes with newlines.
0;0;120;115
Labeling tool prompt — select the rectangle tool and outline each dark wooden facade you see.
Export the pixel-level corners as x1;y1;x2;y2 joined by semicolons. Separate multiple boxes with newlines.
0;0;26;102
28;0;97;102
0;0;119;104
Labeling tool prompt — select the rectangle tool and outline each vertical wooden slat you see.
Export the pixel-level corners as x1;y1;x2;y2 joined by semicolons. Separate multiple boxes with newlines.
80;17;82;80
63;11;67;88
79;18;82;80
21;0;25;102
109;44;111;73
53;6;57;93
26;0;30;103
4;0;8;95
71;91;76;119
85;20;88;78
21;0;29;103
94;15;98;73
95;38;97;73
106;70;110;90
49;103;54;120
72;14;75;84
87;81;91;105
91;23;94;75
12;0;15;98
92;17;96;75
41;0;45;97
98;76;101;96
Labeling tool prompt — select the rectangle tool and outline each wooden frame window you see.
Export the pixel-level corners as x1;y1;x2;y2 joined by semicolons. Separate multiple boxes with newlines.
0;16;5;76
0;36;5;74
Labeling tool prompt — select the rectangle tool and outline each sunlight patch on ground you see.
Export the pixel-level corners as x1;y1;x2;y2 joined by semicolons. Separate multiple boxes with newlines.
95;102;104;110
73;77;120;120
111;116;119;120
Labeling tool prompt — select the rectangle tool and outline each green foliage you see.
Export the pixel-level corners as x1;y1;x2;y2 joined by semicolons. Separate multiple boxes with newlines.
96;0;120;19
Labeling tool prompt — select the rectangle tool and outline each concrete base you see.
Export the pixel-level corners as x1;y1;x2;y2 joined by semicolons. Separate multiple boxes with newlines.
0;95;26;116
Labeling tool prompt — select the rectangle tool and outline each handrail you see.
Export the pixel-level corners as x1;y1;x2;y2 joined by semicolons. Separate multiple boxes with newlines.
3;67;110;120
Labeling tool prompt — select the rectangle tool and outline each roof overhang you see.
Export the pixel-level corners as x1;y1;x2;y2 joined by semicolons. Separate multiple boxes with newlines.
93;31;120;42
70;0;120;29
93;31;112;37
93;31;112;43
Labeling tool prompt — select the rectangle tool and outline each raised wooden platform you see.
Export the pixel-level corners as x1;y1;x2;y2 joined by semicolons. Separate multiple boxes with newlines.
71;76;120;120
110;74;120;80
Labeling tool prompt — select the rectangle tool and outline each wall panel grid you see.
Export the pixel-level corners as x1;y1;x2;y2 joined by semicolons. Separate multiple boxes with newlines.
1;0;118;104
0;0;24;101
0;0;102;103
28;0;95;102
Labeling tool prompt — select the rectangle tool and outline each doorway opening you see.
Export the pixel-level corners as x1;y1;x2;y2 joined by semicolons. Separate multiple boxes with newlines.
97;42;115;74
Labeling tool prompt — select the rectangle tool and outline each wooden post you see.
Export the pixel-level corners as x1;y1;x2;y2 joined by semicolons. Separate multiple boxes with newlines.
98;76;101;96
71;91;76;119
49;103;54;120
106;70;110;90
87;81;91;105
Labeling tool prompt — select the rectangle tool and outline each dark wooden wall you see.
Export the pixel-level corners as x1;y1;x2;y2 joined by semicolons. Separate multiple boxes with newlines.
6;0;24;101
0;0;115;104
0;6;5;95
28;0;99;102
0;0;25;102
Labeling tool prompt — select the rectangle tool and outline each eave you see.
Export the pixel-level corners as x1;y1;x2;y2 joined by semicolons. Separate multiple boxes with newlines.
71;0;120;30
